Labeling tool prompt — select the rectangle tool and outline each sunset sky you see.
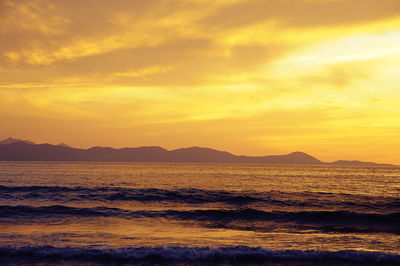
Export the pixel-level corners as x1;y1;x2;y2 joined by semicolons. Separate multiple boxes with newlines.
1;0;400;163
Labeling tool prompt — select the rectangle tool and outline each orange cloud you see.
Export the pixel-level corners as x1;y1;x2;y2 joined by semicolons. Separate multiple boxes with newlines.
1;0;400;163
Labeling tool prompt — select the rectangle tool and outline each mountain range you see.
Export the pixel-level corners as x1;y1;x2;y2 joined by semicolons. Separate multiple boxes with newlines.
0;138;395;166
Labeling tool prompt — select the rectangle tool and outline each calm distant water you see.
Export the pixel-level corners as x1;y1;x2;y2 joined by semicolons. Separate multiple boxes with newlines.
0;162;399;264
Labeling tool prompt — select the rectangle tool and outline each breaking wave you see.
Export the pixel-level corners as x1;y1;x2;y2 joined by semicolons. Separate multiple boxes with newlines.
0;245;399;264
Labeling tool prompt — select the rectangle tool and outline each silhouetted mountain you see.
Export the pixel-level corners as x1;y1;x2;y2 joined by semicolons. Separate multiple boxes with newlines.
0;137;35;145
0;141;321;164
0;138;395;166
58;143;70;148
169;147;237;163
237;151;322;165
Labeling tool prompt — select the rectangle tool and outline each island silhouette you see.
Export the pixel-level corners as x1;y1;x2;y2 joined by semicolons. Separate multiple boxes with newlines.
0;137;394;166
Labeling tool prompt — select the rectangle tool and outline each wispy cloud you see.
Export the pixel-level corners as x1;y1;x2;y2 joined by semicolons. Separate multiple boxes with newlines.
1;0;400;163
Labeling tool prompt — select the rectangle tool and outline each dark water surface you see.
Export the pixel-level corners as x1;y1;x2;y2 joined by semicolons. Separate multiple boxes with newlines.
0;162;399;264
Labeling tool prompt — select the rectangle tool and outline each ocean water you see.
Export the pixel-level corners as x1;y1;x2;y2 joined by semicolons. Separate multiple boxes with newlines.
0;162;399;264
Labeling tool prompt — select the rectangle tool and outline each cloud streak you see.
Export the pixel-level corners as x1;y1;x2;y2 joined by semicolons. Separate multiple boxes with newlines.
1;0;400;163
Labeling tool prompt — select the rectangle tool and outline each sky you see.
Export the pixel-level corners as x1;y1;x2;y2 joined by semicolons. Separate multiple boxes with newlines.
1;0;400;163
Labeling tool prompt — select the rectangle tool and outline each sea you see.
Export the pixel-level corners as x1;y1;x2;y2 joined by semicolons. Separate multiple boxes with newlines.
0;162;399;265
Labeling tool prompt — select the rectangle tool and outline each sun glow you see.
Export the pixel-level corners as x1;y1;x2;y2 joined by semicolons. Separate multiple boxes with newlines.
1;0;400;163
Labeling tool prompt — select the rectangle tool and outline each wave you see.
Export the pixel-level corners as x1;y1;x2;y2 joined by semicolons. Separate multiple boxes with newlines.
1;205;399;233
1;185;399;212
0;245;399;264
0;185;263;204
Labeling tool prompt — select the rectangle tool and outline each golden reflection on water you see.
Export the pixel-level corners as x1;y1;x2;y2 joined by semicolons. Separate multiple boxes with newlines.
0;162;399;254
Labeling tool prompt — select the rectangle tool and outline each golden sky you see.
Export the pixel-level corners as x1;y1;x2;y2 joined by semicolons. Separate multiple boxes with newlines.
1;0;400;163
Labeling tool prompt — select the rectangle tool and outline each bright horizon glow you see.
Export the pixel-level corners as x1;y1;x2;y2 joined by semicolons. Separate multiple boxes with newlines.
1;0;400;164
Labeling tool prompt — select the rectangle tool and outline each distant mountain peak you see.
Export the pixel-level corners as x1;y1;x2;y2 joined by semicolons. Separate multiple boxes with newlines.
0;137;35;145
289;151;307;155
58;143;70;148
174;146;227;152
285;151;321;162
